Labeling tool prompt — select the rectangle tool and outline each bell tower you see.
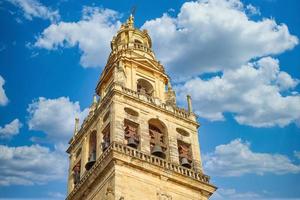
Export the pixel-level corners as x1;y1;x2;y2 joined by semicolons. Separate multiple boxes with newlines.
66;15;216;200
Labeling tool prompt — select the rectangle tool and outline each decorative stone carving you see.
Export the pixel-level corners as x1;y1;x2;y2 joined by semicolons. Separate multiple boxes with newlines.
157;191;172;200
105;185;114;200
165;82;176;106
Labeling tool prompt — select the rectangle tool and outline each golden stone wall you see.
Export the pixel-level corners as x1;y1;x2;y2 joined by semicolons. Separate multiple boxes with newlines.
66;14;216;200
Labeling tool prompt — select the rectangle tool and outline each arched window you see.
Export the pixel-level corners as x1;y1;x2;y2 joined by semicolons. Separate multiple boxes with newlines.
137;79;154;96
124;119;139;148
148;118;167;159
177;140;192;169
85;131;97;170
102;124;110;152
134;39;142;44
176;128;190;137
73;161;81;185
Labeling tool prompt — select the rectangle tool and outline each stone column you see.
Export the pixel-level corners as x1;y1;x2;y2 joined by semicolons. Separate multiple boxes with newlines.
140;113;150;154
114;102;126;143
81;136;88;175
67;153;74;194
191;129;203;172
167;123;180;165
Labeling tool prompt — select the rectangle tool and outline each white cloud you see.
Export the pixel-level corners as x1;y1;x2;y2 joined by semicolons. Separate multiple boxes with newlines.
294;151;300;160
0;144;67;186
246;4;260;15
211;188;300;200
0;119;22;139
6;0;60;22
203;139;300;177
34;7;121;68
212;188;261;200
176;57;300;127
27;97;88;144
142;0;298;78
0;75;9;106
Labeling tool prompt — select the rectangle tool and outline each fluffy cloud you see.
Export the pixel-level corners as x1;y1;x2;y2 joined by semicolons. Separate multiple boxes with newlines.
142;0;298;78
0;119;22;139
27;97;88;144
294;151;300;160
34;7;121;68
6;0;60;22
0;75;9;106
203;139;300;177
176;57;300;127
212;188;300;200
212;188;261;200
0;144;67;186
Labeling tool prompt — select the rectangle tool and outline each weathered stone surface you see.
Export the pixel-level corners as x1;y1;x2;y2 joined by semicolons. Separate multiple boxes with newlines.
66;15;216;200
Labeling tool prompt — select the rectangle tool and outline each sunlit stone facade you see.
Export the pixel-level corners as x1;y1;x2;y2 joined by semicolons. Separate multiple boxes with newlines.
66;15;216;200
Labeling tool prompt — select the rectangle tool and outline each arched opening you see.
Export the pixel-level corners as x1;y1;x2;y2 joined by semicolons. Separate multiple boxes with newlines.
124;107;139;117
148;118;167;159
102;124;110;152
103;111;110;122
85;131;97;170
73;161;81;185
134;39;142;44
176;128;190;137
137;79;154;96
124;119;139;148
177;140;192;169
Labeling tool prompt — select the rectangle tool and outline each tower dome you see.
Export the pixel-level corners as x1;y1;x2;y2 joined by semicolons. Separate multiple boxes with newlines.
110;14;154;60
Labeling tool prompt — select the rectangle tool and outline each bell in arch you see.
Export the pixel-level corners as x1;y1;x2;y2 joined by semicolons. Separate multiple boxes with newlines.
127;137;138;148
180;157;191;168
85;150;96;170
151;144;166;158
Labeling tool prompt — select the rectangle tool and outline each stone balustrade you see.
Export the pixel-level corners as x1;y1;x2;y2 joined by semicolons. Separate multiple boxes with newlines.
112;42;154;55
120;86;191;120
112;142;210;183
67;142;210;199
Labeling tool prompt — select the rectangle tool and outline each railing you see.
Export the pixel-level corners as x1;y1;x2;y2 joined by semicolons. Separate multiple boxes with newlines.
112;142;210;183
68;142;210;199
112;42;154;55
121;86;191;119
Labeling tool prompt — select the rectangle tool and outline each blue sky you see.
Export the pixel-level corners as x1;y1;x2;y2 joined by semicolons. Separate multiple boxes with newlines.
0;0;299;199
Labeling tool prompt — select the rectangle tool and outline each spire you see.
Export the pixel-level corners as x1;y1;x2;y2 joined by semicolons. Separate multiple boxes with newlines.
187;95;193;114
93;94;97;104
167;81;172;91
74;117;79;134
126;6;136;28
89;94;97;114
126;14;134;28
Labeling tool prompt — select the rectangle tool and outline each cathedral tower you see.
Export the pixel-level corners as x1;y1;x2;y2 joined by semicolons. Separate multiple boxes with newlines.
66;15;216;200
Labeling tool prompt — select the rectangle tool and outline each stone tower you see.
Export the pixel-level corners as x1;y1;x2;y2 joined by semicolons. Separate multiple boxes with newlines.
66;15;216;200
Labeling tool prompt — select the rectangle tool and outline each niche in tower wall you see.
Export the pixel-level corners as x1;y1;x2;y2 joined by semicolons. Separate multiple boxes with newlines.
149;125;166;159
73;161;81;185
124;119;139;148
85;131;97;170
137;79;154;96
102;124;110;152
177;140;192;169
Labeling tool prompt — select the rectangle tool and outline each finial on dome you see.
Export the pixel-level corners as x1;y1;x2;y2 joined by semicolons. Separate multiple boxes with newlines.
126;6;136;28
